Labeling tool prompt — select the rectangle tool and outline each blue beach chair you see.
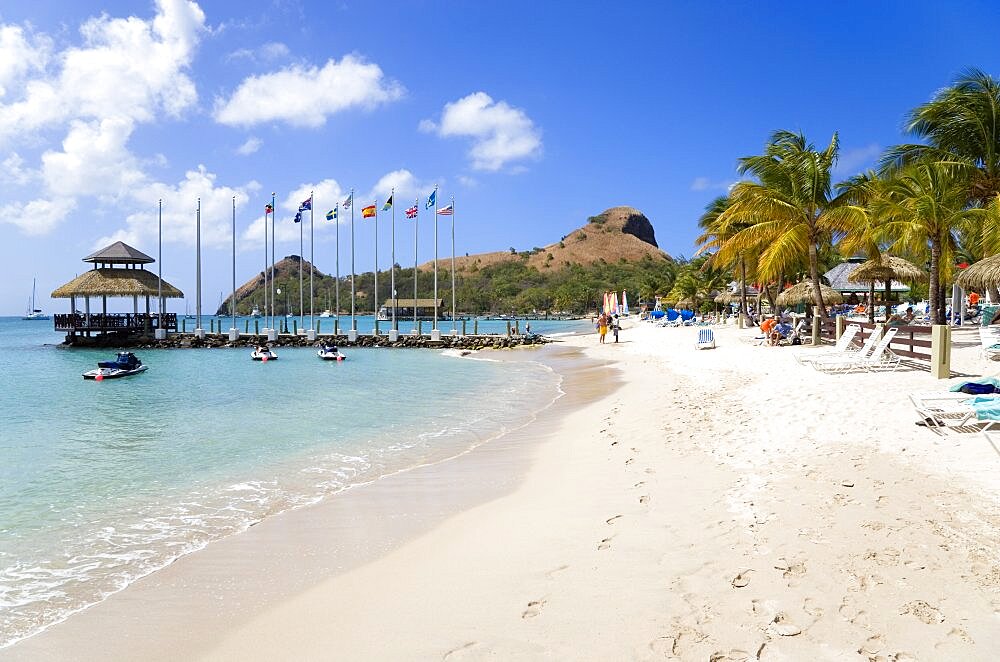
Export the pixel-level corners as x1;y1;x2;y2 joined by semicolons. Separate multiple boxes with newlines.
696;328;716;350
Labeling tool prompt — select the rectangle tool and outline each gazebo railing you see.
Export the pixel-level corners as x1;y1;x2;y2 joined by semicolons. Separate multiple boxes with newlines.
54;312;177;332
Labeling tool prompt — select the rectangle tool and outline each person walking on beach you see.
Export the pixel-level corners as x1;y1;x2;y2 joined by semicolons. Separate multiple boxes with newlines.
612;314;620;343
598;313;608;343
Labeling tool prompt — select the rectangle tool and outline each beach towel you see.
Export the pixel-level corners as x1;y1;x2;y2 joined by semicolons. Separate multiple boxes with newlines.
949;377;1000;393
962;394;1000;420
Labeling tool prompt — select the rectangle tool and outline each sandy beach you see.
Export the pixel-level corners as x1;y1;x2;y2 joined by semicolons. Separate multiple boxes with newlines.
6;320;1000;661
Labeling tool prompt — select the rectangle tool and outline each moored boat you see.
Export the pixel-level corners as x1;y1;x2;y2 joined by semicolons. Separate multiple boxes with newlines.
83;352;148;380
317;344;345;361
251;345;277;361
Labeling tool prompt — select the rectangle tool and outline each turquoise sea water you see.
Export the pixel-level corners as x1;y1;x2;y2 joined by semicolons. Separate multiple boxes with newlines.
0;317;586;647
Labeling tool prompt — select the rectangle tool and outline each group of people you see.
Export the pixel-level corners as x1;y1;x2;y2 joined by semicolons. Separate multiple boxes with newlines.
596;312;620;344
759;315;807;346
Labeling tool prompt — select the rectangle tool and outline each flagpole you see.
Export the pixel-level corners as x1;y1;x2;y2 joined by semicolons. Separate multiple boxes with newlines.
350;187;356;331
391;188;397;332
336;200;340;332
309;190;314;333
451;196;456;334
413;197;418;331
270;192;276;331
157;199;162;332
232;195;237;333
373;199;379;335
433;184;439;331
195;197;202;332
263;203;268;331
299;199;304;330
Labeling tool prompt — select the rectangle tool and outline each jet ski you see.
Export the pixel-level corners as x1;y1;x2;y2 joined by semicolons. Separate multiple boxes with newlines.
83;352;148;380
317;344;345;361
251;346;278;361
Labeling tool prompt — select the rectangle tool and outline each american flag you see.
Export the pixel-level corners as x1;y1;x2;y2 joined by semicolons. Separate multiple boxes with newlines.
405;205;418;219
436;205;454;216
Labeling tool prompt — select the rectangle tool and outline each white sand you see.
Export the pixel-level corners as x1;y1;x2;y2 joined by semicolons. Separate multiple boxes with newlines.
6;321;1000;660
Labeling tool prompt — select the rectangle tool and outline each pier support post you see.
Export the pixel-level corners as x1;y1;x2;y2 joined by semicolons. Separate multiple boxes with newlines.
462;319;467;336
194;327;205;339
307;329;316;341
229;328;239;341
931;324;951;379
388;329;399;342
474;319;478;335
506;320;511;337
267;328;277;342
431;329;441;341
293;320;298;335
348;328;358;342
155;329;167;340
418;320;423;335
254;320;259;335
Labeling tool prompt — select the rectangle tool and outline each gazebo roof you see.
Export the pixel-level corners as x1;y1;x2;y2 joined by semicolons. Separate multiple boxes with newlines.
824;260;909;293
51;268;183;298
83;241;154;265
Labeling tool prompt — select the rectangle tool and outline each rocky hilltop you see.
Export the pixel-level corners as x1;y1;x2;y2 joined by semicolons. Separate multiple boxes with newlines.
421;206;671;273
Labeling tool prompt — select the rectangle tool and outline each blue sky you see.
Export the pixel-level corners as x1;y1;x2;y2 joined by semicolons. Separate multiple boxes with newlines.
2;0;1000;314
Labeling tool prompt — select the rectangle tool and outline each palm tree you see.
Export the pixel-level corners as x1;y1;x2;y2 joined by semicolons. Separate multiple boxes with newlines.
883;67;1000;203
715;130;842;317
829;170;886;322
874;162;985;324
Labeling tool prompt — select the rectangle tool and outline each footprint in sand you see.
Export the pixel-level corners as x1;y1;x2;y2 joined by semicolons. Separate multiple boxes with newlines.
606;514;623;525
900;600;944;624
633;481;646;489
442;642;479;660
625;457;635;465
858;633;885;656
774;558;806;579
768;613;802;636
802;597;823;618
545;564;569;579
598;537;613;550
708;649;752;661
731;570;751;588
644;467;656;474
521;599;546;619
639;495;650;504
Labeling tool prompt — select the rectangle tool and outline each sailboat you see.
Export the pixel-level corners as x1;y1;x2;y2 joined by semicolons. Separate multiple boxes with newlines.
22;278;49;320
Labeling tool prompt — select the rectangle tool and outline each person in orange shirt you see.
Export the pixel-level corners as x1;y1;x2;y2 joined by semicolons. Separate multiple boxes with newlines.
760;316;777;335
969;291;980;307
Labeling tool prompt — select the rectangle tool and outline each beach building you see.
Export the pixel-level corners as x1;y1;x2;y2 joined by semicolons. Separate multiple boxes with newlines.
51;241;183;343
378;298;443;320
824;256;909;303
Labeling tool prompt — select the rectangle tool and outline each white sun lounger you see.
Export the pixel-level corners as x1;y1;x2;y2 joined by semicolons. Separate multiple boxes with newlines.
979;327;1000;361
812;327;900;373
794;323;861;364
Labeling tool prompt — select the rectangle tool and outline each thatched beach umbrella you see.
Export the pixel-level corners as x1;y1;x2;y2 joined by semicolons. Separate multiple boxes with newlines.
776;281;843;306
956;254;1000;291
847;255;925;322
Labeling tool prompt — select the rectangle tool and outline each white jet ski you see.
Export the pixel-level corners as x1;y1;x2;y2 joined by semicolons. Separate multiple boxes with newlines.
83;352;148;380
251;346;278;361
317;344;345;361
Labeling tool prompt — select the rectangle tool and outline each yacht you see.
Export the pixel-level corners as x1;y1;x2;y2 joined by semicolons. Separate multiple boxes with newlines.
22;278;49;320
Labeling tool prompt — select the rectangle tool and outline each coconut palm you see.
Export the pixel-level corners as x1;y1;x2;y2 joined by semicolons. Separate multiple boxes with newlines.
874;162;986;324
696;195;752;317
829;170;886;322
883;67;1000;203
714;130;842;317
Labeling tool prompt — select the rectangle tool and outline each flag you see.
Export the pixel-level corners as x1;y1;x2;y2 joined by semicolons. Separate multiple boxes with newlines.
405;205;418;219
425;189;436;209
265;203;273;214
298;197;312;212
293;211;302;223
382;194;393;211
437;205;454;216
326;207;338;221
361;204;376;218
342;192;353;209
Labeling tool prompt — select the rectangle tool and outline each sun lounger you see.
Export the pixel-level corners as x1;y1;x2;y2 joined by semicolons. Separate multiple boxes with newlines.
794;323;862;364
696;328;716;350
812;327;900;373
978;327;1000;360
910;393;1000;437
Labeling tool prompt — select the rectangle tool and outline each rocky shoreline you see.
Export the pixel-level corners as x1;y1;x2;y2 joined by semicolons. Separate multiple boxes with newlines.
61;332;552;350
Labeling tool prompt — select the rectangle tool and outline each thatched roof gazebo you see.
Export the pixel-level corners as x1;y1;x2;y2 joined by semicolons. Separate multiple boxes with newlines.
51;241;183;341
956;254;1000;291
776;281;844;306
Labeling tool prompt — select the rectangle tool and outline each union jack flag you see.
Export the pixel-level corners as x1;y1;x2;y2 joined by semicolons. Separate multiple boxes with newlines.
405;205;418;219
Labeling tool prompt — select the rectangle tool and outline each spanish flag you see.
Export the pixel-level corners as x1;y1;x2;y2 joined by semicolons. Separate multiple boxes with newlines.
361;204;376;218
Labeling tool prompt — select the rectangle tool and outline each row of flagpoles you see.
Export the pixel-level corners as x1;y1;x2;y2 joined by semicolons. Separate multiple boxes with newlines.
254;186;458;334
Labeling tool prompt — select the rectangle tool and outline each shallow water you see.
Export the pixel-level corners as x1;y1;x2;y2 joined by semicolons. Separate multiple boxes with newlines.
0;316;586;647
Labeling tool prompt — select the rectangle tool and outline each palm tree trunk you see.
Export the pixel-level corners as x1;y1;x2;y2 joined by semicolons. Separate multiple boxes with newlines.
989;285;1000;304
929;240;941;325
808;241;828;318
884;280;892;322
739;259;748;318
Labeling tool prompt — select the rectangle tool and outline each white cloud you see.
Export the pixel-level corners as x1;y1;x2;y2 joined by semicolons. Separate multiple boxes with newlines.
421;91;542;171
225;41;289;63
0;0;207;236
366;169;434;203
834;143;881;176
236;136;262;155
0;25;51;98
95;165;260;249
213;54;404;128
457;175;478;188
690;177;710;191
0;0;205;142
